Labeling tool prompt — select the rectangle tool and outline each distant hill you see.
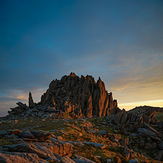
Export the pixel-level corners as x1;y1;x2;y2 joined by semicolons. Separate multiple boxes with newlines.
128;105;163;114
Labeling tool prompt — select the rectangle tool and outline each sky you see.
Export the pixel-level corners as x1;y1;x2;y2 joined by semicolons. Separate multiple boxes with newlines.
0;0;163;116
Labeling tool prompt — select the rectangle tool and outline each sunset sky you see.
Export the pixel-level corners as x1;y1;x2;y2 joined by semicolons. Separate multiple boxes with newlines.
0;0;163;116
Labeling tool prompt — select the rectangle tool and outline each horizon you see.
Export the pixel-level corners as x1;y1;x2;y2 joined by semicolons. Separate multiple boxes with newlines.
0;0;163;116
0;72;163;117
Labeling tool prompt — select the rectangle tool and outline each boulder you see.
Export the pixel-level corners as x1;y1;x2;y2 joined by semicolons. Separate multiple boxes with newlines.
155;150;163;161
112;110;125;124
16;102;28;109
157;121;163;129
119;138;129;147
138;128;161;141
73;154;95;163
144;142;157;149
31;130;51;140
107;133;121;141
0;152;47;163
83;142;106;149
121;112;128;123
158;141;163;150
129;159;140;163
99;130;108;136
137;138;145;149
29;92;35;108
0;131;8;137
62;156;75;163
46;107;57;112
18;131;34;139
8;129;21;135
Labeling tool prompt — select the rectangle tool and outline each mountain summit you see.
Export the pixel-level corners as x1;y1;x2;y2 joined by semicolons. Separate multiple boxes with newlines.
41;72;120;118
8;73;120;118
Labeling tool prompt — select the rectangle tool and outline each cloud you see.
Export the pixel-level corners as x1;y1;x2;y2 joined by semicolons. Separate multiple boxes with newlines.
0;0;163;116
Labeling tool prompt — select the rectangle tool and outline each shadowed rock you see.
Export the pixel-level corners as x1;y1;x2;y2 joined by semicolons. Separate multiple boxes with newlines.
29;92;35;108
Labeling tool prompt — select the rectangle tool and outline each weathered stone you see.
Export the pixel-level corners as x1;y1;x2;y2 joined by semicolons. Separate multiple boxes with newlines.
129;159;140;163
121;112;128;124
144;123;162;138
83;142;106;149
29;92;35;108
16;102;28;109
73;154;95;163
113;110;125;124
124;147;137;159
0;152;47;163
144;142;157;149
158;141;163;150
62;156;75;163
155;150;163;161
40;73;120;118
3;143;47;158
9;138;25;144
107;133;121;141
138;128;161;141
157;121;163;129
18;131;34;139
0;131;8;137
143;115;150;123
31;130;51;140
46;107;57;112
119;138;129;147
8;129;21;135
80;121;94;129
137;139;145;149
99;130;108;136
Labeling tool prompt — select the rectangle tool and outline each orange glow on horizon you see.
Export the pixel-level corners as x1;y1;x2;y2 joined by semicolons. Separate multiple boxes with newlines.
119;99;163;111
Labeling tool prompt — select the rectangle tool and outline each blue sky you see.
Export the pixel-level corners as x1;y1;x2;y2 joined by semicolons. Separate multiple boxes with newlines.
0;0;163;116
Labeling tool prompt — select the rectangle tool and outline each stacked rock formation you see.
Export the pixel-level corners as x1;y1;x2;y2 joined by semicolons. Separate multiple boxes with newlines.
40;72;120;118
6;73;120;118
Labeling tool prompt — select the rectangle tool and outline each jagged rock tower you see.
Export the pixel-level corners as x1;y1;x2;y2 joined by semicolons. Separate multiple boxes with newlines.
41;72;120;118
29;92;35;108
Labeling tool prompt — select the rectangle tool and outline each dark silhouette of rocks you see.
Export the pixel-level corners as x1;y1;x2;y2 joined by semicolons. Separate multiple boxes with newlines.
29;92;35;108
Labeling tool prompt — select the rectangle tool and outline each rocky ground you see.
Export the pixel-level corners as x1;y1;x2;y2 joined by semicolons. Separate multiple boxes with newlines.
0;73;163;162
0;111;163;163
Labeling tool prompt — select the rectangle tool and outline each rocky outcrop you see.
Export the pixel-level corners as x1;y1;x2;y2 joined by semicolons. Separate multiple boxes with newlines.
6;73;120;119
110;109;157;131
8;102;29;115
29;92;35;108
40;73;120;118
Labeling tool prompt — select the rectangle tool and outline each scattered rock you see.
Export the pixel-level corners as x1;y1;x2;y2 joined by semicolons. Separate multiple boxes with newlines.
138;128;161;141
83;142;106;149
31;130;51;140
0;152;47;163
155;150;163;161
158;141;163;150
62;156;75;163
0;131;8;137
119;138;129;147
129;159;140;163
99;130;108;136
18;131;34;139
73;154;95;163
107;133;121;141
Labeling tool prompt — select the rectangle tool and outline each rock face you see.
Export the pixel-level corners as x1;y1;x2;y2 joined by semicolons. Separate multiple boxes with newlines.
40;73;120;118
6;73;120;118
29;92;35;108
